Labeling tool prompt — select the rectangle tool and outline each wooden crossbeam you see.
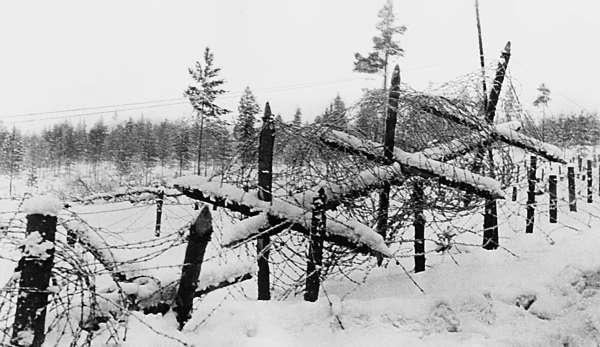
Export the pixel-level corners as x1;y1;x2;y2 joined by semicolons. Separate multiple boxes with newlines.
420;121;522;162
320;129;505;200
406;95;565;163
173;177;392;258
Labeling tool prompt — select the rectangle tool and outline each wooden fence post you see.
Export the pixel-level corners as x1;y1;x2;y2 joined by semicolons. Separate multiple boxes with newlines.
12;213;57;346
578;156;582;173
568;166;577;212
257;102;275;300
549;174;557;223
512;186;517;202
173;205;213;330
305;188;326;302
155;190;164;237
376;65;400;265
481;42;511;249
587;160;593;203
413;180;426;272
526;156;537;233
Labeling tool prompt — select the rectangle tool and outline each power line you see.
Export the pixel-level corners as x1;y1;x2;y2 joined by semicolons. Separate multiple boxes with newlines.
11;101;188;124
5;76;376;124
0;97;187;120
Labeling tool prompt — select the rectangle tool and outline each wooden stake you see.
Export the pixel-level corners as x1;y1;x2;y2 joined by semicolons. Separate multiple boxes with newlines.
376;65;400;265
305;188;326;302
257;102;275;300
481;42;511;248
173;206;213;330
12;213;57;347
155;190;164;237
568;166;577;212
526;156;537;233
512;186;517;202
549;174;557;223
413;180;426;272
588;160;593;203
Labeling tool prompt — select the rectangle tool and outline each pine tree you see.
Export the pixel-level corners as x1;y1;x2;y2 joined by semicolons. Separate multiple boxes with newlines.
233;87;260;165
2;127;24;196
184;47;229;175
173;120;191;177
533;83;551;108
139;120;158;184
292;108;302;127
88;119;108;175
61;122;77;173
74;121;88;163
326;95;348;129
354;0;406;89
354;89;386;141
534;83;551;141
110;119;138;176
24;135;43;188
155;120;173;171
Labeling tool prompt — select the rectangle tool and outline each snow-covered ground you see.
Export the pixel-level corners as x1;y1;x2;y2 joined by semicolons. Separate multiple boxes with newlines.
3;159;600;346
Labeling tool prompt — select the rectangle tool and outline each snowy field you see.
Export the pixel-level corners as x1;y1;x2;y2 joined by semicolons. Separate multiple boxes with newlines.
2;160;600;346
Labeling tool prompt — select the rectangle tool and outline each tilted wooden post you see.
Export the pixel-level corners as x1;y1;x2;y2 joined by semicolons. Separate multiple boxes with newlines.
482;42;511;250
413;180;426;273
155;190;164;237
173;205;213;330
12;212;57;346
549;174;557;223
376;65;400;265
568;166;577;212
587;160;593;203
304;188;326;302
257;102;275;300
525;156;537;233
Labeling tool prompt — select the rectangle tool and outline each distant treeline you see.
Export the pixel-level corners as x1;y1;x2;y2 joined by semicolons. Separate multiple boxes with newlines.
530;112;600;148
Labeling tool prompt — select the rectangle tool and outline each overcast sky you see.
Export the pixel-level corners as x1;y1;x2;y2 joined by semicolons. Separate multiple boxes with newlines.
0;0;598;132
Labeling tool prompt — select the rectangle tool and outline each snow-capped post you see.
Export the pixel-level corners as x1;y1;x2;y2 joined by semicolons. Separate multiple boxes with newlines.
12;196;61;347
549;174;557;223
413;180;426;273
173;205;213;330
587;160;593;203
376;65;400;265
568;166;577;212
154;189;164;237
257;102;274;300
526;156;537;234
481;41;511;250
512;186;517;202
304;188;326;302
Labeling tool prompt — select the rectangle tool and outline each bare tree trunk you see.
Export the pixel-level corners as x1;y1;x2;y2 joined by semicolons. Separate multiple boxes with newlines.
196;113;205;176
